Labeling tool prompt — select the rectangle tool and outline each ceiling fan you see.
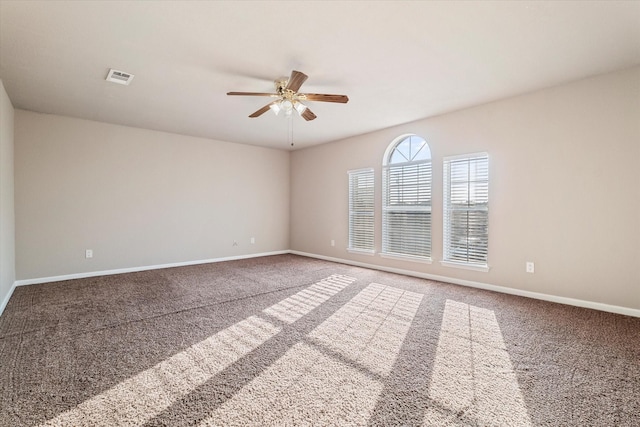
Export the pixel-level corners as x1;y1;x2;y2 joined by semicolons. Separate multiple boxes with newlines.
227;70;349;121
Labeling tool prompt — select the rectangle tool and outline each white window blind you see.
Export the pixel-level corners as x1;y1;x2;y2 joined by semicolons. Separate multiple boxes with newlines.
382;135;432;259
348;168;375;253
443;153;489;266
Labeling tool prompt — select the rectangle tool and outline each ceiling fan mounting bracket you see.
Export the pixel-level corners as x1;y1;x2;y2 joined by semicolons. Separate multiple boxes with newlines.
275;79;298;101
275;79;288;95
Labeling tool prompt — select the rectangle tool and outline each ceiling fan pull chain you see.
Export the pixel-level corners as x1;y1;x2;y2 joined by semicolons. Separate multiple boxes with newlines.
288;115;294;147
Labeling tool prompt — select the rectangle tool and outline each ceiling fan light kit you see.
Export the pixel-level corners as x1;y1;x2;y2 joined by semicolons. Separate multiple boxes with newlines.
227;70;348;121
294;101;307;115
269;99;307;117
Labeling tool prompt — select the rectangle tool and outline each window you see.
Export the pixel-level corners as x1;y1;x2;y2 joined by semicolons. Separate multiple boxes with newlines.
443;153;489;270
348;168;374;254
382;135;432;260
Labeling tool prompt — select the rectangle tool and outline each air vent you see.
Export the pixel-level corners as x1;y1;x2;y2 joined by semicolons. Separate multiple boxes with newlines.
106;69;134;85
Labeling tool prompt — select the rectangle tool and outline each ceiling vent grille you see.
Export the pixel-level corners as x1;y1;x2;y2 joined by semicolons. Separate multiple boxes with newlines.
106;69;134;85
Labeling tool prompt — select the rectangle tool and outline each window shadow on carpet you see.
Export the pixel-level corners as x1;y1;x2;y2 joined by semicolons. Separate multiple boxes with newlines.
34;272;535;427
35;274;358;426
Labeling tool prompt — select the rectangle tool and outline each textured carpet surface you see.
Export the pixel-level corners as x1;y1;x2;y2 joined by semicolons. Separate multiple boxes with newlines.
0;254;638;426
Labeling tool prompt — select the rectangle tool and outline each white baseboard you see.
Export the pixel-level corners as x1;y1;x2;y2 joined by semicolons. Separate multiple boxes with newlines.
291;250;640;318
0;281;17;318
14;250;290;287
9;249;639;319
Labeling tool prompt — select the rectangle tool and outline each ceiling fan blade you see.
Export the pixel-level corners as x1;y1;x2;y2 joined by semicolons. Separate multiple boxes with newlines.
227;92;278;97
249;102;276;118
301;108;317;121
285;70;308;92
300;93;349;103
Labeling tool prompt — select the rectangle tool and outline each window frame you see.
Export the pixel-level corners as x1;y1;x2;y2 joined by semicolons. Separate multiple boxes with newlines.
441;152;490;272
347;167;375;255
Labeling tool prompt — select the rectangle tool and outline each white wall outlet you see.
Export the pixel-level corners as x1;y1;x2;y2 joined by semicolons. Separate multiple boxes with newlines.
331;240;335;247
250;237;255;244
85;249;93;259
526;261;535;273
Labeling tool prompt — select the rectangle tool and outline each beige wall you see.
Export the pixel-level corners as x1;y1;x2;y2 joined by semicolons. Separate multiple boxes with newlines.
0;80;16;310
15;111;290;279
291;66;640;311
9;67;640;312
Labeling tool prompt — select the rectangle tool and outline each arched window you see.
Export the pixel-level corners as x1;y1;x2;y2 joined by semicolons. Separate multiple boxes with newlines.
382;134;432;260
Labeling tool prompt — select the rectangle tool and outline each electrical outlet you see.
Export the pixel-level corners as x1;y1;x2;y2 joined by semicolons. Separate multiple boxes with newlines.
526;262;535;273
250;237;255;244
85;249;93;259
331;240;335;247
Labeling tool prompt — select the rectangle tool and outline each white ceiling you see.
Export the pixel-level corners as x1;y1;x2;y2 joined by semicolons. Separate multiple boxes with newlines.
1;1;639;150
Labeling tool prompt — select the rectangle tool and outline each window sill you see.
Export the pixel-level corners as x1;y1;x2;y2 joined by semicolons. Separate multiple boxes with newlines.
347;248;375;256
380;253;432;264
440;260;490;272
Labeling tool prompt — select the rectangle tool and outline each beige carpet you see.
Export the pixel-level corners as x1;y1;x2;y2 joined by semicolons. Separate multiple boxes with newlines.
0;254;638;426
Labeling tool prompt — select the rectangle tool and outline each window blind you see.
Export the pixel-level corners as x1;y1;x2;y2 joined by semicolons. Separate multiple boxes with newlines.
382;160;432;258
348;168;375;253
443;153;489;265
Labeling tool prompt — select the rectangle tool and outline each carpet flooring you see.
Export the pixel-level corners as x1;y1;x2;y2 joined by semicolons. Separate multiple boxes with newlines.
0;254;638;426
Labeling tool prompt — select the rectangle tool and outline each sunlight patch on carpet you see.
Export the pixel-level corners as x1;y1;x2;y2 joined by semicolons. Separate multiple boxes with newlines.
199;342;383;427
38;316;279;427
38;275;353;427
308;282;423;376
424;300;531;426
199;283;423;426
263;274;356;323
